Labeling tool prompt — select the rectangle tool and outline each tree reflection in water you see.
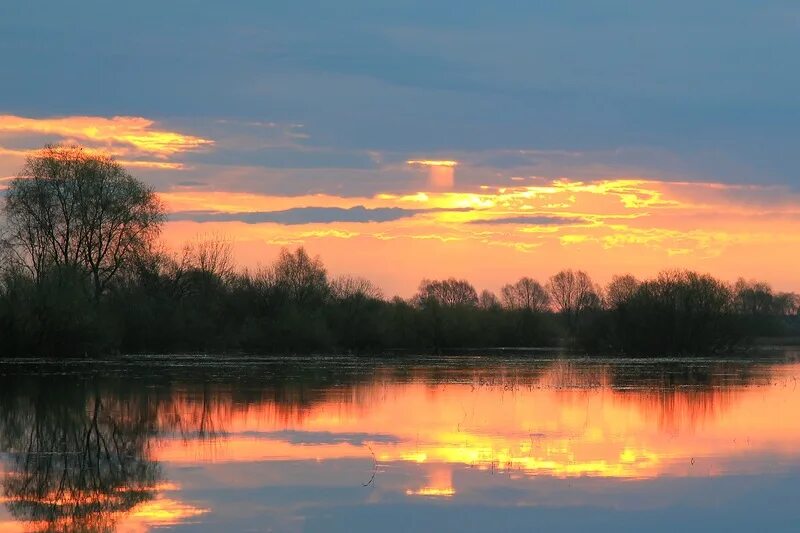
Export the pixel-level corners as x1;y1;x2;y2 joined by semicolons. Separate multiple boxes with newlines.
0;379;162;532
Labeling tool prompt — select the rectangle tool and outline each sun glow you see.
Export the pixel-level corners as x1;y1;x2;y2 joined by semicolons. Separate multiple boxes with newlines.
158;176;800;295
406;160;458;167
407;159;458;189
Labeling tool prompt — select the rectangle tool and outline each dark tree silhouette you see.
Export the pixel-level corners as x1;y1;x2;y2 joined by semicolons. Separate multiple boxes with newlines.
605;274;639;310
3;145;165;298
268;247;329;306
501;277;550;312
414;278;479;308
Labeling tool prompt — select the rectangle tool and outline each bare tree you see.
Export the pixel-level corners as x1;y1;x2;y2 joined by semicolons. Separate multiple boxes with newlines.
414;278;479;307
3;145;165;298
774;292;800;316
478;289;500;309
501;277;550;311
606;274;639;309
183;233;235;280
0;230;18;277
330;275;383;300
547;269;598;315
268;247;329;305
733;278;800;316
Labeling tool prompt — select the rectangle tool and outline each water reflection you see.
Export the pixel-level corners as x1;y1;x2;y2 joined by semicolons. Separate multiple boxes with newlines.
0;376;210;532
0;354;799;532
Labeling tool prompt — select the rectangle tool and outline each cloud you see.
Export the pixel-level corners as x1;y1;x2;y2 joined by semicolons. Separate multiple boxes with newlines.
175;180;209;187
3;2;800;189
467;215;586;225
0;144;188;170
169;205;471;225
407;159;459;189
0;115;213;157
406;160;458;167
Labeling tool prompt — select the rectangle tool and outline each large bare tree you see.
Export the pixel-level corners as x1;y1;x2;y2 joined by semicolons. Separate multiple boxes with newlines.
268;247;329;305
330;274;383;301
3;145;165;297
501;277;550;312
182;233;235;280
547;269;599;315
605;274;639;309
414;278;479;308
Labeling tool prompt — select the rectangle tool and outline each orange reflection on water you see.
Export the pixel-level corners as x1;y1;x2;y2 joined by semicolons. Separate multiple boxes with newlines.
3;358;799;531
0;481;207;533
154;362;800;486
0;500;206;533
116;497;209;531
406;467;455;497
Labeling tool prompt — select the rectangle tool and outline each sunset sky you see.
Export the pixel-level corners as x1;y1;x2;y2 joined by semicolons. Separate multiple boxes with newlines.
2;1;799;296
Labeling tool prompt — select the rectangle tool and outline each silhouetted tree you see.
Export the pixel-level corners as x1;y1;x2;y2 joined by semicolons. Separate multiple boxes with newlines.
330;275;383;301
183;233;235;281
547;269;602;341
607;270;738;354
501;277;550;312
1;145;798;359
269;247;329;306
547;269;597;315
327;275;386;350
478;289;501;310
605;274;639;310
4;145;165;299
414;278;479;308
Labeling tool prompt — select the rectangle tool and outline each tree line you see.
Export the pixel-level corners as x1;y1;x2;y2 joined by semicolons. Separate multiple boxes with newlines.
1;145;798;357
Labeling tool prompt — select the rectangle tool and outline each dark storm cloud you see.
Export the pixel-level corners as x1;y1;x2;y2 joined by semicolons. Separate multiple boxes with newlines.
169;205;471;225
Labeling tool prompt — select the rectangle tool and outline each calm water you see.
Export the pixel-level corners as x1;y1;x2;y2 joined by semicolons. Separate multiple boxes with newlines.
1;353;800;532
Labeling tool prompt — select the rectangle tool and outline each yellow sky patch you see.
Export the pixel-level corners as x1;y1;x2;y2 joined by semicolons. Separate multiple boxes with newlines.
0;114;213;157
158;177;800;295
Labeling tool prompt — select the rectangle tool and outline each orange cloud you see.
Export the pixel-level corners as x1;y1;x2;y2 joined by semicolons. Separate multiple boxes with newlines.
0;114;213;157
157;177;800;295
0;145;187;170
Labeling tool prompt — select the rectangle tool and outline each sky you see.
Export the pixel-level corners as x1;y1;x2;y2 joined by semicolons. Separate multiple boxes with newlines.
1;1;799;296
